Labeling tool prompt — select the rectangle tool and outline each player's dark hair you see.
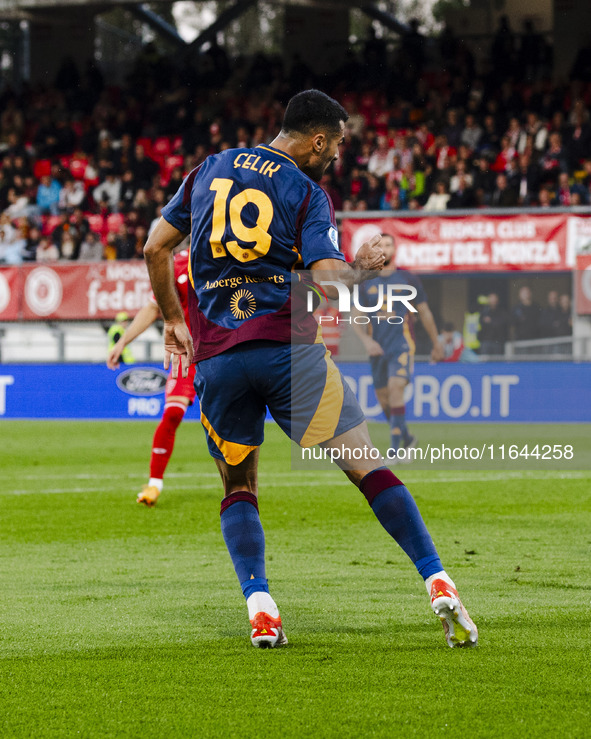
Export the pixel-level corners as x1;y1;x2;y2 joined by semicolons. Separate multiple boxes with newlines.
282;90;348;136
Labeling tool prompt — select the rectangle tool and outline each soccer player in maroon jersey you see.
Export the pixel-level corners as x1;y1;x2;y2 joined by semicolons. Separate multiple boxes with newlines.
143;91;477;649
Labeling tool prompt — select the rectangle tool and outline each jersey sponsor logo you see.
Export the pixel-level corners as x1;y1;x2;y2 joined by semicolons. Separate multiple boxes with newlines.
230;289;256;320
116;367;168;396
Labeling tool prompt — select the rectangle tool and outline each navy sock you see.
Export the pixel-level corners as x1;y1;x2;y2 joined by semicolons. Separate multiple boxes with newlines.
220;492;268;599
360;467;443;580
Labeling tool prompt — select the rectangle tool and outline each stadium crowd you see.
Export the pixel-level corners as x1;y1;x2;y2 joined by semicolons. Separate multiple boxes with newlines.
1;19;591;264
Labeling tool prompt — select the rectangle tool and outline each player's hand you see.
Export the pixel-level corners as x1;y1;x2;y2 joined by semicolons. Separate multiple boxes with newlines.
107;340;125;370
163;320;194;379
364;338;384;357
430;340;445;363
354;234;386;271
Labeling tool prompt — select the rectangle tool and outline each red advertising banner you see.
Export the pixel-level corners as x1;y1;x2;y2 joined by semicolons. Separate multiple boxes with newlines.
575;254;591;315
0;267;21;320
341;213;583;272
0;261;152;321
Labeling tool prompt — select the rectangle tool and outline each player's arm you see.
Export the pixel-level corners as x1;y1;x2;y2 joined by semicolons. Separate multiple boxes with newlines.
106;302;160;370
143;217;194;378
309;234;386;293
416;301;445;362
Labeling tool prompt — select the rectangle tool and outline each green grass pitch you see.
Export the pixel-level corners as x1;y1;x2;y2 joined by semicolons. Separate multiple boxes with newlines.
1;420;590;738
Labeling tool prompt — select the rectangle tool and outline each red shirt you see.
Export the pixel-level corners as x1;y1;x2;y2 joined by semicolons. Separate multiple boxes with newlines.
151;248;191;324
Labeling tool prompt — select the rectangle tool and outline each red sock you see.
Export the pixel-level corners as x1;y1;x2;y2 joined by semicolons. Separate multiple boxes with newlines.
149;403;186;479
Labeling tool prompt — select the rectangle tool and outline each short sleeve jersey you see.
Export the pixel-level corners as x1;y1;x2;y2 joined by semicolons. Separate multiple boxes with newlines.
162;145;344;361
357;269;427;357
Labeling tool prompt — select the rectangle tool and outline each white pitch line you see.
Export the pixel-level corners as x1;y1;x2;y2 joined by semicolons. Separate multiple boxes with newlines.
3;469;589;496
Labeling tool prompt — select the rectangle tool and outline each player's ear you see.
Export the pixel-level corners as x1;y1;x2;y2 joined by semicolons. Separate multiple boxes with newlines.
312;132;326;153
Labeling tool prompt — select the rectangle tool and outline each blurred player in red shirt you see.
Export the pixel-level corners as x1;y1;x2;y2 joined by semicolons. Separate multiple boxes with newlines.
107;248;195;506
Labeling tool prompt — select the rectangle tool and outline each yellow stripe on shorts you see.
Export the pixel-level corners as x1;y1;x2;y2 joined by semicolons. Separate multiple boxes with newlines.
201;412;258;466
300;349;344;448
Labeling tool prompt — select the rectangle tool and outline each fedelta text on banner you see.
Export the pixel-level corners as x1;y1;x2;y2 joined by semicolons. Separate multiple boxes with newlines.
1;362;590;422
0;262;152;321
339;362;591;423
341;213;585;272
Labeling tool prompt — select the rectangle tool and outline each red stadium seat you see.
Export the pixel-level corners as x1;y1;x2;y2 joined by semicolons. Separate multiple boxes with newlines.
136;137;153;156
33;159;52;179
152;136;172;159
87;214;105;234
165;154;184;171
69;157;88;180
42;215;63;235
106;213;125;233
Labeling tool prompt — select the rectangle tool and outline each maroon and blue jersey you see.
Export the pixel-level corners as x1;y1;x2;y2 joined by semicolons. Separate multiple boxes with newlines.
161;144;345;361
357;269;427;358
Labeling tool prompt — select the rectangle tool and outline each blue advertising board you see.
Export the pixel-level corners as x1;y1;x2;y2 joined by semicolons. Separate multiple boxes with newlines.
0;362;589;422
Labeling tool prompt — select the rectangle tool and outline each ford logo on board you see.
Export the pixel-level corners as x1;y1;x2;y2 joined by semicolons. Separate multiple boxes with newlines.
116;367;168;396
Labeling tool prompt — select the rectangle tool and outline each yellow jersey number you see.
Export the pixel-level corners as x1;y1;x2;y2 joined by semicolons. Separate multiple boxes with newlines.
209;178;273;263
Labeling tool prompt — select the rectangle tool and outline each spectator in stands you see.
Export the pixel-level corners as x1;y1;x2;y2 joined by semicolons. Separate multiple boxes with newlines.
0;219;25;264
490;173;518;207
447;172;476;208
478;292;508;355
164;167;185;199
557;294;572;335
59;176;86;213
119;169;138;213
78;231;104;261
130;144;159;190
423;180;450;210
367;135;395;178
477;115;501;156
511;152;541;206
491;136;517;173
365;173;384;210
35;237;59;262
93;171;122;213
541;132;568;182
439;322;478;362
36;175;62;215
4;187;35;219
112;222;136;260
131;225;148;259
538;290;562;338
60;231;77;259
472;156;495;206
512;286;540;340
442;109;463;149
22;225;41;261
537;186;557;207
450;160;473;193
460;113;482;152
518;111;548;154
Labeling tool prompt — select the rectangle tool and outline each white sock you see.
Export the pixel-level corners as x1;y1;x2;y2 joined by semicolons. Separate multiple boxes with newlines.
425;570;455;595
148;478;163;492
246;592;279;621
